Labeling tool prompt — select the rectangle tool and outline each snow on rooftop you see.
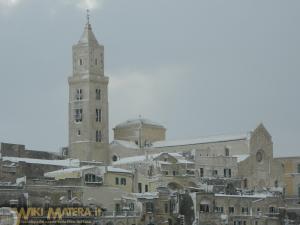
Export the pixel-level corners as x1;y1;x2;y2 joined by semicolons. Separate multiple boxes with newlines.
152;133;249;148
44;165;95;179
215;192;274;198
134;192;159;199
45;165;132;180
113;154;156;165
44;166;95;177
107;166;132;174
113;152;194;165
111;140;139;149
115;118;165;129
233;154;250;163
154;152;194;164
2;157;80;167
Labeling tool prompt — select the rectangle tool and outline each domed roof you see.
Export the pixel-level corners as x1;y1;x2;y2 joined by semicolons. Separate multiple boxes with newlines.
114;118;165;129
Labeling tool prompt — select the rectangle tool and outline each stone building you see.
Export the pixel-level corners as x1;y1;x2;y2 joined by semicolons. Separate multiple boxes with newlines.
113;152;197;193
0;143;61;160
274;156;300;204
0;156;80;183
237;124;284;191
112;123;284;190
194;191;284;225
68;18;109;163
44;165;135;210
135;187;178;225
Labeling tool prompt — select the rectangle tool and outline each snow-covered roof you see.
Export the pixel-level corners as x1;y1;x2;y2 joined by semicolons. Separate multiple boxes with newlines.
233;154;250;163
215;192;274;199
134;192;159;199
113;152;194;165
45;165;132;180
154;152;194;164
114;118;165;129
113;154;157;165
2;157;80;167
111;140;139;149
106;166;132;174
152;133;249;148
45;165;96;179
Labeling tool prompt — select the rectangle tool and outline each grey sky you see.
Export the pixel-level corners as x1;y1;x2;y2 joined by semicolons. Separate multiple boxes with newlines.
0;0;299;156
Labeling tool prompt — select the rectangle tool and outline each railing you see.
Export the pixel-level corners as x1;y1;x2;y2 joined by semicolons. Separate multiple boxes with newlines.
265;212;280;218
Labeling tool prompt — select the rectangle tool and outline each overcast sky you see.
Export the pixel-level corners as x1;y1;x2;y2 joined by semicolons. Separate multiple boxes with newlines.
0;0;299;156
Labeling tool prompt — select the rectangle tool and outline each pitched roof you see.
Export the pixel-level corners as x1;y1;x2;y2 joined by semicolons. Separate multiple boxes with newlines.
78;23;99;46
113;152;194;165
2;156;80;167
151;133;250;148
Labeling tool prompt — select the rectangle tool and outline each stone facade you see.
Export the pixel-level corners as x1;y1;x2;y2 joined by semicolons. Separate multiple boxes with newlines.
238;124;284;190
195;155;238;179
274;156;300;202
0;143;61;159
68;21;109;163
136;187;178;225
194;192;284;225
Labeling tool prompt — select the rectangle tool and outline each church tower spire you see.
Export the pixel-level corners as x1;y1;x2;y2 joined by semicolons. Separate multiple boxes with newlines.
68;13;109;163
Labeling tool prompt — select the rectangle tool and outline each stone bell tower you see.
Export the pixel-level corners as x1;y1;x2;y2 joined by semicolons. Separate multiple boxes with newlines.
68;13;109;163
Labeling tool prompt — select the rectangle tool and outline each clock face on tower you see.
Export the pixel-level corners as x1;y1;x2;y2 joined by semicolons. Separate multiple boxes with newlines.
256;150;264;163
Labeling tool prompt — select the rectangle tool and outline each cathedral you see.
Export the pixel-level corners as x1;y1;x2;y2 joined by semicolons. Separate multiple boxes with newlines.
66;17;296;195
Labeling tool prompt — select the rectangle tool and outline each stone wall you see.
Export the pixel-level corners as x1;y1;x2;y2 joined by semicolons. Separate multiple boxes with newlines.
0;142;61;159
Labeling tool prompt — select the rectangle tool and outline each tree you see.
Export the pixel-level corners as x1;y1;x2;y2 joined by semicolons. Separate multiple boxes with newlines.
179;192;195;225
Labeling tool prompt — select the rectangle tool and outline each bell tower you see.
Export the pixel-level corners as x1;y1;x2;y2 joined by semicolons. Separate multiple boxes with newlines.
68;12;109;163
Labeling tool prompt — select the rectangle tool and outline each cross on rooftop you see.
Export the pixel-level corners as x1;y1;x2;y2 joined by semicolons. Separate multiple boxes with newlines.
86;9;90;25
